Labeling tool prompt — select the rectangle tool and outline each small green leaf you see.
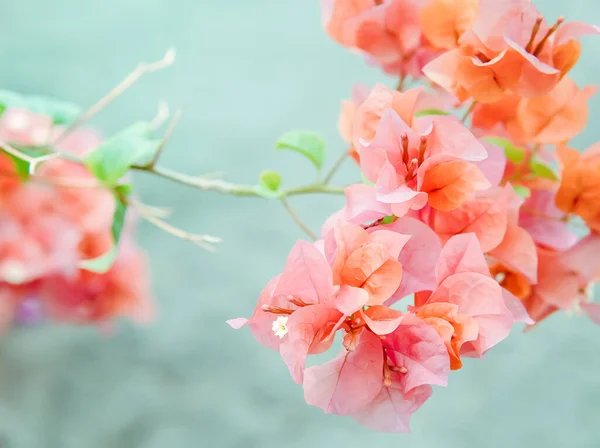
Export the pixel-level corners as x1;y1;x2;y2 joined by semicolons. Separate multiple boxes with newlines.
484;137;525;164
259;170;282;192
513;184;531;198
84;122;161;186
415;109;449;117
79;186;130;273
381;215;396;224
276;131;326;170
0;90;81;125
530;160;558;181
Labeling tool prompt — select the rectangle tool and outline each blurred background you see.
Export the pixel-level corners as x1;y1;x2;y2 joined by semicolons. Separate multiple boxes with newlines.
1;0;599;447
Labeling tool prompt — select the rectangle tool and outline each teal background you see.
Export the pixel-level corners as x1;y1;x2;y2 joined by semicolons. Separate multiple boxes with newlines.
1;1;599;446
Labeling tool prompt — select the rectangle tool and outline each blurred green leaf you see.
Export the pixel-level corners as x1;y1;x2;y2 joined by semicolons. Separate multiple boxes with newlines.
276;130;326;170
513;184;531;198
84;122;161;186
79;185;130;273
415;109;449;117
484;137;525;164
0;90;81;125
381;215;396;224
530;160;558;181
259;170;282;191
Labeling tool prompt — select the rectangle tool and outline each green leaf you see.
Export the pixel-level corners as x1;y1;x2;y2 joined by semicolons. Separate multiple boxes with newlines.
484;137;525;164
530;160;558;181
84;122;161;186
513;184;531;198
275;131;326;170
0;90;81;125
259;170;282;192
415;109;449;117
381;215;396;224
79;186;130;273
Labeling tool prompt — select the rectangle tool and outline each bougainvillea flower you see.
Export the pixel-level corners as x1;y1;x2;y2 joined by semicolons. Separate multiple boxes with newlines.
472;78;596;144
422;184;538;282
357;86;490;214
413;234;519;362
304;314;448;418
419;0;479;50
555;143;600;232
324;221;410;305
519;188;577;251
423;0;600;103
494;236;600;325
366;217;442;304
321;0;437;76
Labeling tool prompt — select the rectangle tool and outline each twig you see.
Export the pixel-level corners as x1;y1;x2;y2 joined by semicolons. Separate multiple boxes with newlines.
147;109;182;168
280;196;317;241
149;101;170;131
132;201;221;251
0;138;60;174
461;101;477;123
323;151;349;184
396;74;407;92
54;48;176;143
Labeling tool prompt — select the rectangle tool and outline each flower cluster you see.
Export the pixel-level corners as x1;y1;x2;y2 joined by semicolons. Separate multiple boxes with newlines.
0;107;152;329
230;0;600;433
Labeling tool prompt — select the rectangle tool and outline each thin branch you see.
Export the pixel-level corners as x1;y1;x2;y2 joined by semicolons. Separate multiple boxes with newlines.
396;74;407;92
323;151;349;184
132;201;221;251
149;101;170;131
461;101;477;123
147;109;182;168
54;48;176;143
0;138;60;174
280;196;317;241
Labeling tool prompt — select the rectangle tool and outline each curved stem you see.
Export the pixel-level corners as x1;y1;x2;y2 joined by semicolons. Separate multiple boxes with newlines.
323;151;349;184
280;196;317;241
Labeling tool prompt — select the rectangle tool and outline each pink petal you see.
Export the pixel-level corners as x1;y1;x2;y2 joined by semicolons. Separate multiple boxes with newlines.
321;184;393;236
475;140;507;186
367;229;411;259
431;273;513;356
303;330;384;415
428;117;488;161
502;289;534;325
560;234;600;284
429;194;508;252
488;224;538;283
580;302;600;325
371;217;442;304
519;189;577;251
361;305;404;335
352;378;432;433
422;49;462;97
326;221;369;281
334;285;370;315
247;275;287;351
275;240;334;305
383;314;450;393
226;318;248;330
554;21;600;46
436;233;490;285
280;304;344;384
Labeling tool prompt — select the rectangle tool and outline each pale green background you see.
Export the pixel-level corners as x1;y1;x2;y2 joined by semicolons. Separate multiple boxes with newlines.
1;1;599;447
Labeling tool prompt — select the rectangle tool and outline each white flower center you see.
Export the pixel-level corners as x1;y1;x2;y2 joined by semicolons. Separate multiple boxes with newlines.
495;272;506;283
272;316;289;339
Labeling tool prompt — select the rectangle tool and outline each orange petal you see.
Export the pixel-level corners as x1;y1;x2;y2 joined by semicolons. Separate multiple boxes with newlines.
419;159;491;211
420;0;479;50
362;259;404;305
